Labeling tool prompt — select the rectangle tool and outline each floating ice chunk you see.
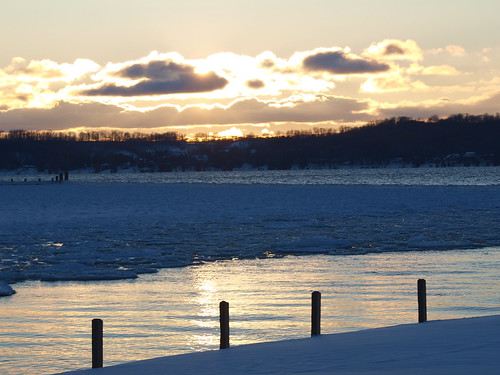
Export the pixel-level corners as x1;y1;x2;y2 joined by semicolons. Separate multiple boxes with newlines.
0;281;16;296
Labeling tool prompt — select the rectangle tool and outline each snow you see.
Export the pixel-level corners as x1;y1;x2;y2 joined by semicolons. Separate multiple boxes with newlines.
0;281;15;296
54;315;500;375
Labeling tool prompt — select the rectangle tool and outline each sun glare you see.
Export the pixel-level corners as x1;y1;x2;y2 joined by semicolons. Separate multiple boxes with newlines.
217;127;244;138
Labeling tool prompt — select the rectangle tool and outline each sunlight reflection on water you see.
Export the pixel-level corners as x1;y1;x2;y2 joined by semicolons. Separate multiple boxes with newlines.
0;248;499;375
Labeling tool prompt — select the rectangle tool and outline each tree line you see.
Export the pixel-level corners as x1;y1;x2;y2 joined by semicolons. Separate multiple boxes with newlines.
1;113;499;173
0;129;183;142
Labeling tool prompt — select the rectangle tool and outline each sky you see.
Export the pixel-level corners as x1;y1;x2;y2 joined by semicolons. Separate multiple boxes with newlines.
1;0;499;138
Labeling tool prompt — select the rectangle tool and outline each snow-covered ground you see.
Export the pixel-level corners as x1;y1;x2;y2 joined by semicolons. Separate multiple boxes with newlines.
55;315;500;375
1;179;500;290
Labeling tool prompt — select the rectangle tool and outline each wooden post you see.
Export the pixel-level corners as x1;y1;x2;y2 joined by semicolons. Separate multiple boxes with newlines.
219;301;230;349
92;319;103;368
418;279;427;323
311;291;321;336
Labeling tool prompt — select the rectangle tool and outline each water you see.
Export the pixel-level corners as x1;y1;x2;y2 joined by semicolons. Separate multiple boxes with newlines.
3;166;500;185
1;179;499;283
1;249;499;375
1;168;499;374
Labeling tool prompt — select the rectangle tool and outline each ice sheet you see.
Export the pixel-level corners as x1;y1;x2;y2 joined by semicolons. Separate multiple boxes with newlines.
1;183;499;287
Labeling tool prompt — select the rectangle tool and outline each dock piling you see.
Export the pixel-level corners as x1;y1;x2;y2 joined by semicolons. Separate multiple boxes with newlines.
92;319;103;368
219;301;230;349
311;291;321;336
418;279;427;323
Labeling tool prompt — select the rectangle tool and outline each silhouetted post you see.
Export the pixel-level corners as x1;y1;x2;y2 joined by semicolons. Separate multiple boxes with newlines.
64;171;69;181
92;319;103;368
58;172;64;182
418;279;427;323
311;291;321;336
219;301;230;349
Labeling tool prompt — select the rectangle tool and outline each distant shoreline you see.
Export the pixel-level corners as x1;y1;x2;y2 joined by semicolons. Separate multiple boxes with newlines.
1;114;499;173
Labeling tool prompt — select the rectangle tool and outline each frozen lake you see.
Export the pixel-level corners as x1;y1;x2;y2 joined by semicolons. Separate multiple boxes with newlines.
1;167;499;374
1;168;500;284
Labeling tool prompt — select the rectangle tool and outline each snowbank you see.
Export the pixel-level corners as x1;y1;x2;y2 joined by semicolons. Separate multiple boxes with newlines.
55;315;499;375
0;281;15;296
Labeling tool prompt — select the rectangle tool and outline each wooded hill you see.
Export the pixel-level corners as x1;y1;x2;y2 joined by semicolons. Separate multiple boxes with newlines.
1;113;499;173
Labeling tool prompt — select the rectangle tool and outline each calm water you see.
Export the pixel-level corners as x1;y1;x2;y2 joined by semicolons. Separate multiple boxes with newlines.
1;249;499;375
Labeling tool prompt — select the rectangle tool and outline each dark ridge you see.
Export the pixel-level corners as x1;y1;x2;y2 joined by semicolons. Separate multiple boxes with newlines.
1;113;499;173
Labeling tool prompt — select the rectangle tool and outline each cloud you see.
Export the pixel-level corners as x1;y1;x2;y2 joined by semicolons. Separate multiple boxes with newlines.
0;94;371;132
3;57;99;81
0;101;128;130
361;73;428;93
377;91;500;119
246;79;265;89
303;49;390;74
2;90;499;136
408;63;461;76
81;60;228;96
116;60;190;80
0;57;100;109
384;44;405;56
260;59;276;69
365;40;423;61
9;59;65;79
1;41;498;135
4;57;61;78
428;45;466;57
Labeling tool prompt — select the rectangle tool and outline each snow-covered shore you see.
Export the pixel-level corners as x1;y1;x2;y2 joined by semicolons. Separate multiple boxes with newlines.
55;315;500;375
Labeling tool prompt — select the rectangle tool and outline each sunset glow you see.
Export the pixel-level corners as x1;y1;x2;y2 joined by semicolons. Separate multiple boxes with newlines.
1;1;499;137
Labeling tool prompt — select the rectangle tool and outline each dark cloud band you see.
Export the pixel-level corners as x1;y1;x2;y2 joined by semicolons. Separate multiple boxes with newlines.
303;51;390;74
81;60;228;96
